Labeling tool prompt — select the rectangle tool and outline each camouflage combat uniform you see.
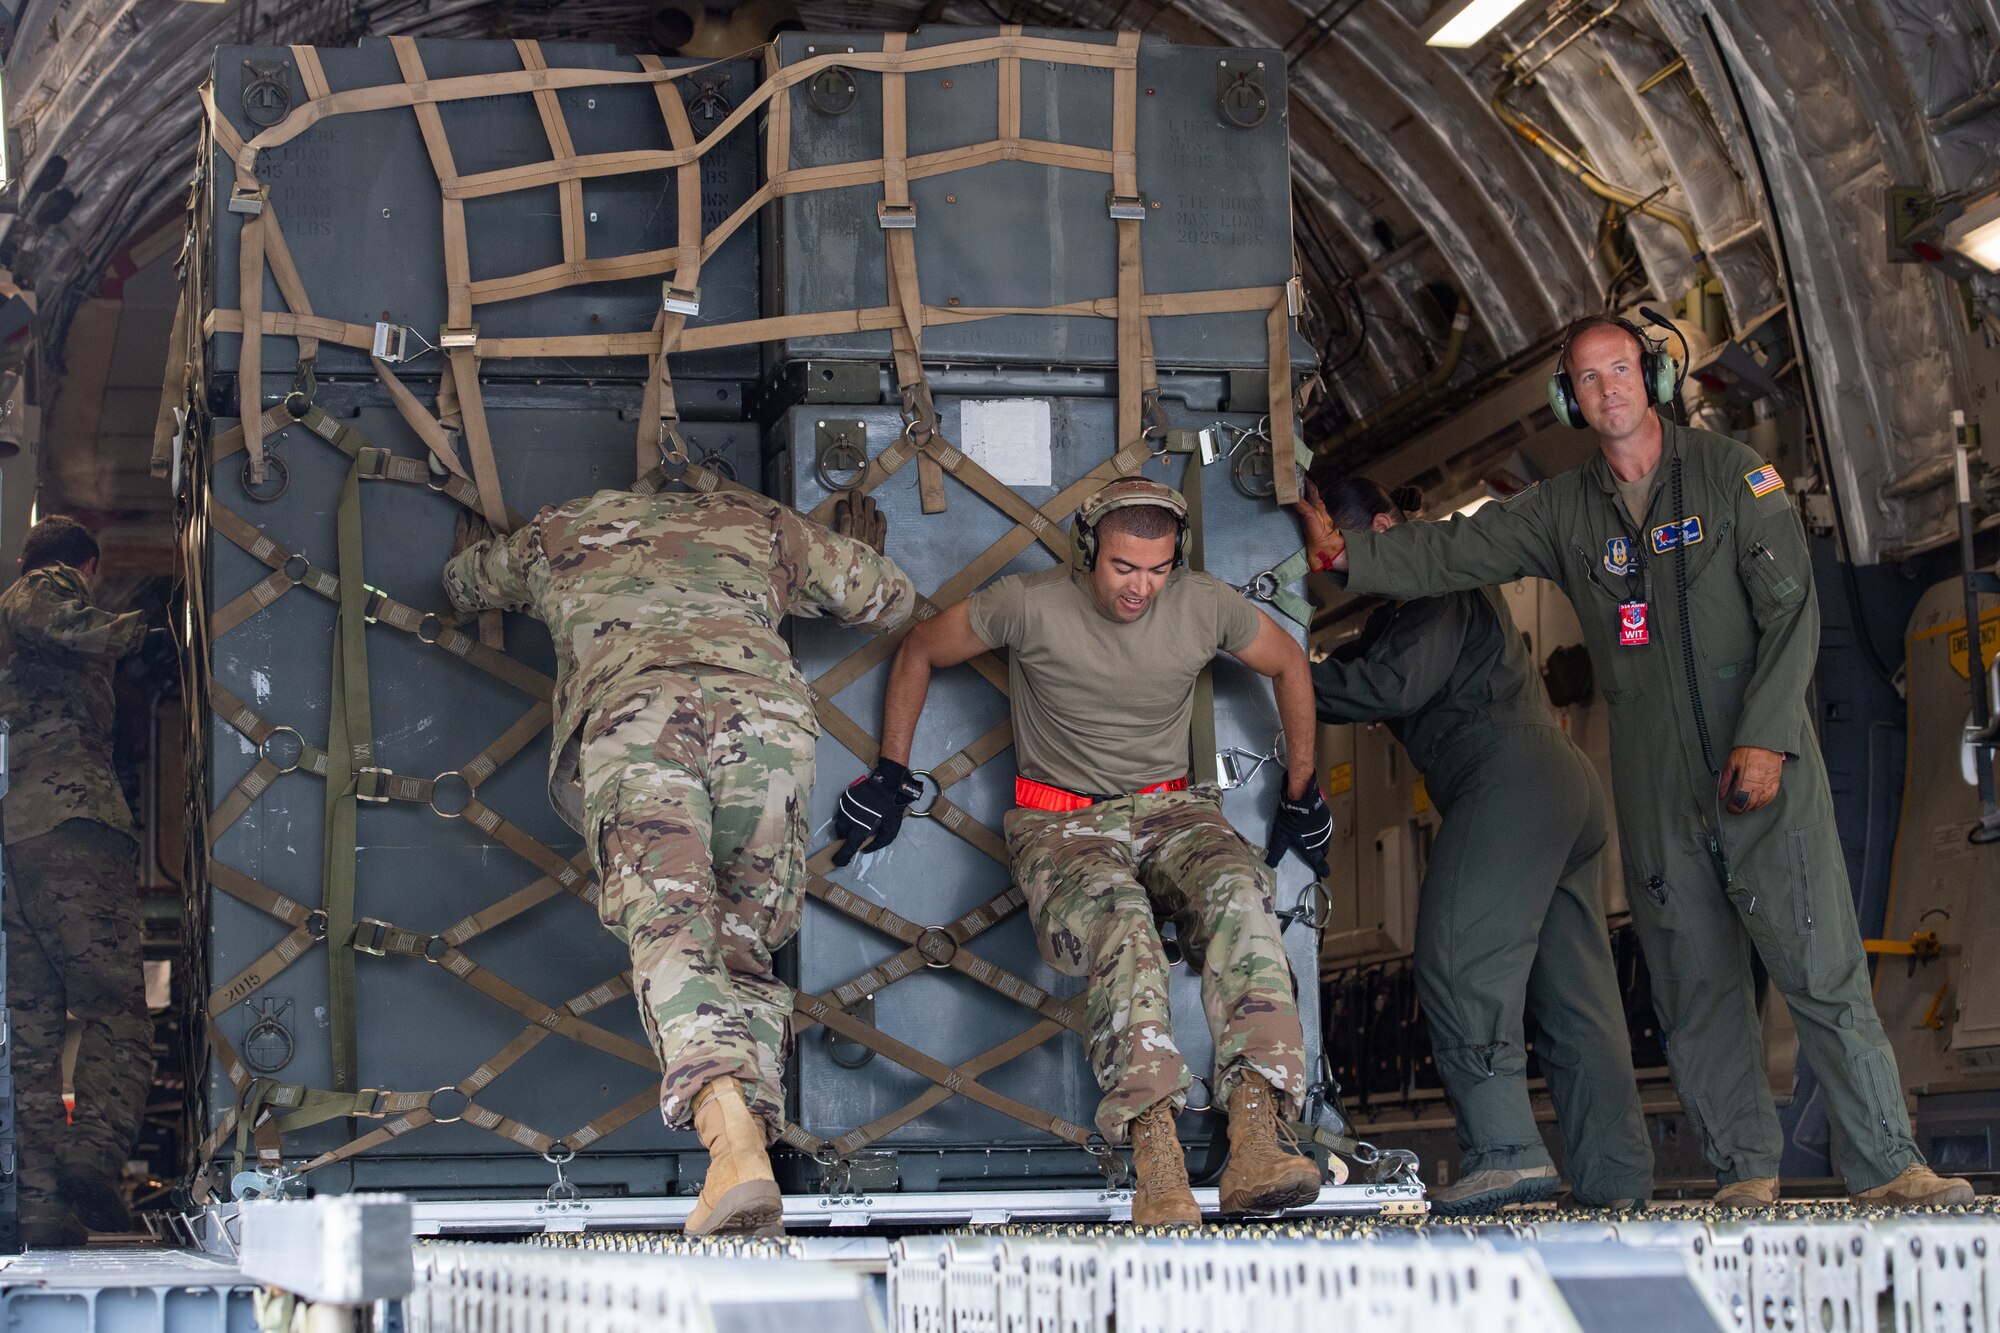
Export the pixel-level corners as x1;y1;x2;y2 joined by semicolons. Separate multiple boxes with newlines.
1007;785;1308;1142
444;490;913;1133
967;563;1310;1145
0;564;152;1225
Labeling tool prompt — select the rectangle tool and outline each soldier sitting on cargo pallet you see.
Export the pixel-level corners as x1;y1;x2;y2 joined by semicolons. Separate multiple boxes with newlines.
844;479;1332;1225
444;485;914;1237
0;516;165;1247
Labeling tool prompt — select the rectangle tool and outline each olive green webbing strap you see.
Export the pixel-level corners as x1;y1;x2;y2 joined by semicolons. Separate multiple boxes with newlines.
1259;548;1315;628
1251;431;1318;627
322;454;373;1093
230;973;659;1177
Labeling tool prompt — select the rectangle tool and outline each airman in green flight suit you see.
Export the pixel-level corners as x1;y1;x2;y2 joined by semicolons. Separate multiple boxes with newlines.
1300;315;1970;1207
1306;475;1652;1215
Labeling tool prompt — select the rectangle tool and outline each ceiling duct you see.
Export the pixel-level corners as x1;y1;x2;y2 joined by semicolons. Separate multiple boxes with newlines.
653;0;803;57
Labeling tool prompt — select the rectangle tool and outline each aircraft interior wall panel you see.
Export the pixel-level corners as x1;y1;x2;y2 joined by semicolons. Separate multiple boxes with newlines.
1875;577;2000;1098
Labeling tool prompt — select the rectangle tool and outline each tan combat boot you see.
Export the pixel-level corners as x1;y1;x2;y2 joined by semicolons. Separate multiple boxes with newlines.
1429;1165;1560;1217
1218;1072;1324;1215
1851;1164;1975;1208
1129;1102;1202;1227
685;1077;784;1237
1712;1176;1780;1208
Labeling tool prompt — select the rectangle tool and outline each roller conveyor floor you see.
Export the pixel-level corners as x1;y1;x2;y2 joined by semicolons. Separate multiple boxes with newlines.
11;1198;2000;1331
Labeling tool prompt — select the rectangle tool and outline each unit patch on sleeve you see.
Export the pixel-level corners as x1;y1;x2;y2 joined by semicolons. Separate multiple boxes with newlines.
1649;515;1704;555
1745;464;1785;498
1604;536;1632;576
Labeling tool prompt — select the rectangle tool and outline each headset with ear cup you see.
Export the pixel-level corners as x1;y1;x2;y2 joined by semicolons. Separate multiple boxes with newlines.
1548;316;1677;429
1072;479;1191;572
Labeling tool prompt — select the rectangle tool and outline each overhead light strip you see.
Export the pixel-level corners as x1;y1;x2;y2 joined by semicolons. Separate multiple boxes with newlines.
1423;0;1538;48
1945;189;2000;273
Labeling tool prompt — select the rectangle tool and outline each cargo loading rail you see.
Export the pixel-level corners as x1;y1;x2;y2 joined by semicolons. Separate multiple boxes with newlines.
183;1181;1429;1245
25;1195;1997;1333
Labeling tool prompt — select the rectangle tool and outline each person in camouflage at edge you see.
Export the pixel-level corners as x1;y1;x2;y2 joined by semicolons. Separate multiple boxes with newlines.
844;480;1335;1226
0;516;157;1246
444;485;912;1237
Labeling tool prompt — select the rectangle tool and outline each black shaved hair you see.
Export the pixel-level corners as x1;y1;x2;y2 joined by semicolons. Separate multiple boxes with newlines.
1096;504;1179;543
19;515;100;573
1307;474;1424;529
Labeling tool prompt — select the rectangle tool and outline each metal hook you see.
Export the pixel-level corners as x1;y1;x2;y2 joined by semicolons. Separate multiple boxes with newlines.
1242;570;1282;602
1216;743;1280;791
543;1143;579;1202
1085;1134;1132;1191
814;1145;853;1196
1279;881;1333;934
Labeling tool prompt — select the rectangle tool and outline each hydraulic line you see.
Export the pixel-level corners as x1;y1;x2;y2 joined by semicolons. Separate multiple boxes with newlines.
1313;308;1471;454
1489;88;1706;265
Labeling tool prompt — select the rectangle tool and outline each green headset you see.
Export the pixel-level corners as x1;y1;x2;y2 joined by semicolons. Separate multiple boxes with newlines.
1547;316;1677;429
1072;479;1191;571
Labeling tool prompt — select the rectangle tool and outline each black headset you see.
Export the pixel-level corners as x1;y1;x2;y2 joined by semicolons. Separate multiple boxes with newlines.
1547;316;1677;429
1073;480;1191;572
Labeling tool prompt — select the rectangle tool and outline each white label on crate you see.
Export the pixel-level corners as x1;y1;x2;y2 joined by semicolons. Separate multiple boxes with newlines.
959;399;1053;487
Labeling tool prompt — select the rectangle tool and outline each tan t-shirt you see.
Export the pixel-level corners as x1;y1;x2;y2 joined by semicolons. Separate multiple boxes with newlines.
967;564;1264;795
1616;460;1658;530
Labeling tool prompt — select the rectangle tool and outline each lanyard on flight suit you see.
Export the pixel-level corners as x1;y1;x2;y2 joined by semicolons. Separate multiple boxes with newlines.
1613;454;1736;891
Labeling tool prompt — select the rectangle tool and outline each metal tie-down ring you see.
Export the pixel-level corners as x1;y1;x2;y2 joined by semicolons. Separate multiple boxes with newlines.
242;449;291;503
258;725;305;775
916;925;957;969
805;65;858;116
814;435;870;494
904;769;942;819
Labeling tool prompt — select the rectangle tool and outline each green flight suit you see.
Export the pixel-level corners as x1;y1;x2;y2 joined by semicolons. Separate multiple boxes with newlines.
1314;587;1652;1204
1341;420;1919;1193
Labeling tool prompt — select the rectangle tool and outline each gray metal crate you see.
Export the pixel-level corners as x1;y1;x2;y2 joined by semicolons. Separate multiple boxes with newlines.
206;41;760;385
199;379;765;1195
0;1252;258;1333
773;395;1323;1176
763;29;1311;375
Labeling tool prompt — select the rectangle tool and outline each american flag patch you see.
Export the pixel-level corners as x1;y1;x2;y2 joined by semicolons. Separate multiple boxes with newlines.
1745;464;1785;497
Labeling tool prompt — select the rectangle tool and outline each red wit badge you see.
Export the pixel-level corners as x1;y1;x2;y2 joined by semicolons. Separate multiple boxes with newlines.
1618;600;1650;646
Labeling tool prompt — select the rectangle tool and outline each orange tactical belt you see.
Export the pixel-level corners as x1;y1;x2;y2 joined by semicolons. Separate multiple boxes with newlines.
1014;774;1190;812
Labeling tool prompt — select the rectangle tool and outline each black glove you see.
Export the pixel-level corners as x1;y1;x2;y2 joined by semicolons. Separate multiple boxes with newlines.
1266;780;1332;878
832;757;923;866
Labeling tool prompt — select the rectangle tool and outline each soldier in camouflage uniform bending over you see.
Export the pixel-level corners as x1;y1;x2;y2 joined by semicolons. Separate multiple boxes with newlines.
847;480;1334;1225
0;517;159;1246
444;485;913;1237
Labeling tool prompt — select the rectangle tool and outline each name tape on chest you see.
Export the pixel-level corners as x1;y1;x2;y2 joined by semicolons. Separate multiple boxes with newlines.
1649;515;1704;555
1745;464;1785;498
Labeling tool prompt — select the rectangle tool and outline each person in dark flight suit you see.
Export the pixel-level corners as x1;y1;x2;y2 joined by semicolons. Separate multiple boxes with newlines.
1306;476;1652;1214
1300;315;1970;1208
